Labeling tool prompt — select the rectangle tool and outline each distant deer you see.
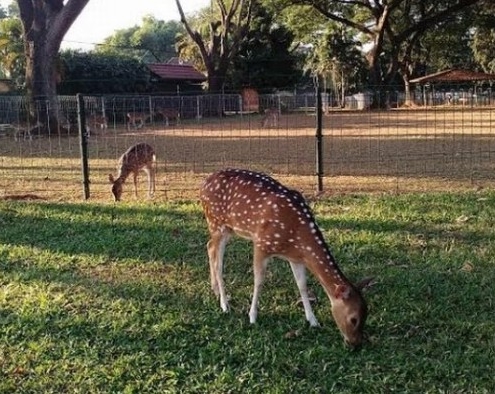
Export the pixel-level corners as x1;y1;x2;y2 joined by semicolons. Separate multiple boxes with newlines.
56;114;72;134
9;120;44;141
14;125;32;141
155;108;180;126
127;112;151;130
261;108;280;128
200;168;372;348
108;142;156;201
86;114;108;134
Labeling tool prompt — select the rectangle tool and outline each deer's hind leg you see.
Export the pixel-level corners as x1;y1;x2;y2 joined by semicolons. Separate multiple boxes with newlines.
143;164;155;198
206;228;231;312
248;245;270;324
132;172;139;197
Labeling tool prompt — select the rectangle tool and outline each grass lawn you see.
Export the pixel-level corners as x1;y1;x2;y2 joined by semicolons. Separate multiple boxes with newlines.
1;191;495;392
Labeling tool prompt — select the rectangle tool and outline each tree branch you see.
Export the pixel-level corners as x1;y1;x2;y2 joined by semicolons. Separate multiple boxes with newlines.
175;0;211;68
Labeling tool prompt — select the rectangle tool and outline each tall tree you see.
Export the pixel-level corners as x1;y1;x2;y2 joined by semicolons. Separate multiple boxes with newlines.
271;0;483;106
471;1;495;74
96;16;184;63
59;50;151;95
303;26;366;107
17;0;89;130
175;0;254;93
228;3;301;92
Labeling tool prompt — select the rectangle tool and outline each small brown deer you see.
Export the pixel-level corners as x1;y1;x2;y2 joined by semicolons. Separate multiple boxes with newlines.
155;108;180;126
127;112;151;130
200;168;371;347
108;143;156;201
261;108;280;128
86;114;108;134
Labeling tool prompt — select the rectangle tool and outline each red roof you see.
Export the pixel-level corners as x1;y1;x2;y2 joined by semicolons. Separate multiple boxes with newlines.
410;69;495;84
147;63;206;82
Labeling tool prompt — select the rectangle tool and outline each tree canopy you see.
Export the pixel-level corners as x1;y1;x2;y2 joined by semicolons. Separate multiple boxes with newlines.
0;15;24;85
0;0;492;104
96;16;184;63
58;50;151;94
226;3;302;92
175;0;254;93
471;1;495;73
266;0;487;105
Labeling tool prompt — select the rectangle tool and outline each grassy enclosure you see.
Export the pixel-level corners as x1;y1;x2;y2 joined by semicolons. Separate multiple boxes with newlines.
1;105;495;391
1;192;495;392
1;107;494;202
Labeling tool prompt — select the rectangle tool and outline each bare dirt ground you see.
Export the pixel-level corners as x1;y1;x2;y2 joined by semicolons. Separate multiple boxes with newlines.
1;108;494;202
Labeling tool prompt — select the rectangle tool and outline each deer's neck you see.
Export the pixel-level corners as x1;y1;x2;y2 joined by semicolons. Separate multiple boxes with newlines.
116;165;133;183
297;227;352;301
115;172;129;184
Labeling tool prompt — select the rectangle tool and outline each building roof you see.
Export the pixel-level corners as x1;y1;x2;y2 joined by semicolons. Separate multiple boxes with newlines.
147;63;206;82
410;69;495;84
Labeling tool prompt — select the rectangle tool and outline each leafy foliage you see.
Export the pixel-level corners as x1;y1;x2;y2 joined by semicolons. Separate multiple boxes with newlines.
304;27;367;100
176;0;254;93
267;0;485;95
0;0;492;99
58;50;151;94
227;4;302;92
471;2;495;73
416;16;475;73
96;16;184;63
0;17;24;86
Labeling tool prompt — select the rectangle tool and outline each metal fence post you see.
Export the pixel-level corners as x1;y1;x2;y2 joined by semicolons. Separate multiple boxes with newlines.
77;93;90;200
315;76;324;192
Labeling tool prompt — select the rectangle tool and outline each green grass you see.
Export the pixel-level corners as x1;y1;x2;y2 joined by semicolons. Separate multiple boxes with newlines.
1;192;495;393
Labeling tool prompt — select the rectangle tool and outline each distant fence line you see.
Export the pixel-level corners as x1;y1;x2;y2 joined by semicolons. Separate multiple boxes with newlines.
1;87;494;125
0;90;494;202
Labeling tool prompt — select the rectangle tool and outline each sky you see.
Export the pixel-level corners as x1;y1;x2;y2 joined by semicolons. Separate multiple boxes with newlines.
0;0;211;50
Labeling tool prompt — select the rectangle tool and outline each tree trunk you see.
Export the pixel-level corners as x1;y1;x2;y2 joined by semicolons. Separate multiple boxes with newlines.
24;29;61;133
403;76;413;107
18;0;90;134
175;0;253;115
207;72;224;94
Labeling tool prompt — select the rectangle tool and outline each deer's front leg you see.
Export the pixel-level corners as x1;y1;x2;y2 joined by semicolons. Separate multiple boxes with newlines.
132;172;138;197
144;166;154;198
150;167;155;197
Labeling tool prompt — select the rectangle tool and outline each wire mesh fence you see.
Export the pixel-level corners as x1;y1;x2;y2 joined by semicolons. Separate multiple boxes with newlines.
0;90;494;202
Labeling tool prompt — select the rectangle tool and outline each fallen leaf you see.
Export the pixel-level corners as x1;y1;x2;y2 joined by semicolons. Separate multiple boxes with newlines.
455;215;470;223
284;329;301;339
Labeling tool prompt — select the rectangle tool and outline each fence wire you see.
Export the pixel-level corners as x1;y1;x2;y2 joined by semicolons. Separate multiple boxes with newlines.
0;91;494;202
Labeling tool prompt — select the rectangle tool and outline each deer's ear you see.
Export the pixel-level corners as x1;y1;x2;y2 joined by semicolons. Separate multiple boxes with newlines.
334;284;352;300
108;174;114;183
355;277;376;291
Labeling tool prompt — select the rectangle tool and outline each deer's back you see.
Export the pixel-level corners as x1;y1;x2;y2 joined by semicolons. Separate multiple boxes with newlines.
118;143;155;171
200;169;323;255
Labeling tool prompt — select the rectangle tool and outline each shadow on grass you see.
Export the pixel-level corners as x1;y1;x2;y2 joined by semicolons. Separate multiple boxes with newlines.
0;201;207;264
1;198;495;391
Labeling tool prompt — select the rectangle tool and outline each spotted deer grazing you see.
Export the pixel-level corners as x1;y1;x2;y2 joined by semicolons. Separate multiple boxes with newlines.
108;143;156;201
200;168;372;347
261;108;280;128
155;108;180;126
127;112;151;130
